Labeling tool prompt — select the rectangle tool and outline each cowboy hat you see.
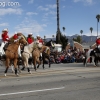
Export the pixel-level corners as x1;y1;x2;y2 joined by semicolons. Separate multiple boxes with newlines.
37;35;40;37
97;35;100;39
2;28;8;32
28;33;33;35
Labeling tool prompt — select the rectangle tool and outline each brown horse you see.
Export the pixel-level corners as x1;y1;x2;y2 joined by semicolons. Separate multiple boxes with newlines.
32;48;41;70
37;45;51;69
4;36;28;76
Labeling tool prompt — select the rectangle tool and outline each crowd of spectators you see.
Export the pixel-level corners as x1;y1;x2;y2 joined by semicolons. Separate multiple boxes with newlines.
44;47;86;64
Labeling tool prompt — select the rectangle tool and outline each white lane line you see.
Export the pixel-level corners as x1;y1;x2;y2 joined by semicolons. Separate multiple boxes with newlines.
0;87;65;96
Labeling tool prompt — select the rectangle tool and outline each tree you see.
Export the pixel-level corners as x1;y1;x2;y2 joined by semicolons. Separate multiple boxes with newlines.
96;14;100;36
80;30;83;35
80;30;83;43
73;36;82;43
52;35;54;38
62;27;65;32
90;27;93;41
60;33;68;50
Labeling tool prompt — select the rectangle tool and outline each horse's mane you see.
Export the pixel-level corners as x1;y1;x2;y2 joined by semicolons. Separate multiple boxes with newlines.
9;33;27;43
17;33;27;40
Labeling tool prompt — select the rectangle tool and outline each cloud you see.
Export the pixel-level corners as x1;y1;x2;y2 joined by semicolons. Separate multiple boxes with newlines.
28;0;34;4
73;0;94;5
15;18;47;37
0;23;9;27
38;4;56;11
37;6;49;11
0;8;22;16
83;31;97;36
26;12;38;16
46;4;56;9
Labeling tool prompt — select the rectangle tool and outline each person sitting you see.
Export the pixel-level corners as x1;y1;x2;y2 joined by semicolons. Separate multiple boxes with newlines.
1;29;9;52
11;32;22;57
27;33;34;44
96;36;100;49
1;28;9;43
36;35;44;45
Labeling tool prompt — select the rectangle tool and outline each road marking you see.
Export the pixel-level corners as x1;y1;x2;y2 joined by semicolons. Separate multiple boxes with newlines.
0;87;65;96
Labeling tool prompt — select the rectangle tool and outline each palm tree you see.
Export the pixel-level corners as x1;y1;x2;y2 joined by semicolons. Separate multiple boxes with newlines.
44;35;46;44
90;27;93;41
52;35;54;38
80;30;83;43
62;27;65;31
96;14;100;36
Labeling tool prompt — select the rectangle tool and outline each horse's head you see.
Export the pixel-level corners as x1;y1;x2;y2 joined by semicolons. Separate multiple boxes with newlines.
35;41;43;48
19;36;28;45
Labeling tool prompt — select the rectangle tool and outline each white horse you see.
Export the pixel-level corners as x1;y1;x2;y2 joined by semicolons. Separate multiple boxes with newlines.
21;41;42;73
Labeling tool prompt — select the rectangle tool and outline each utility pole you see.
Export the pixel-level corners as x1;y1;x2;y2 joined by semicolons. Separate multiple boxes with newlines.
56;0;61;44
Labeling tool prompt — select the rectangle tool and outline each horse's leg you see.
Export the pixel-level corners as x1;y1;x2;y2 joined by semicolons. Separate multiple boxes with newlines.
83;56;86;66
26;58;31;74
33;57;37;71
85;56;90;67
18;65;21;73
21;59;26;71
13;59;19;76
42;55;45;69
4;58;10;76
91;56;96;66
36;57;41;69
11;65;14;73
94;57;97;66
47;55;51;68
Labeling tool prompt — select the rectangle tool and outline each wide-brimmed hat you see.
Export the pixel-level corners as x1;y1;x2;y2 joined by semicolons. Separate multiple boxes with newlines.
2;28;8;32
97;35;100;39
28;33;33;35
37;35;40;37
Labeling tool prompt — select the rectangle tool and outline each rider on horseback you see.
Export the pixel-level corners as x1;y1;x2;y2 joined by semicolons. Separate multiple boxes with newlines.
96;36;100;50
1;28;9;43
0;29;9;54
27;33;34;44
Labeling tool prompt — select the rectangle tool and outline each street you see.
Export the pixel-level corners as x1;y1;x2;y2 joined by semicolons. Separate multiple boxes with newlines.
0;63;100;100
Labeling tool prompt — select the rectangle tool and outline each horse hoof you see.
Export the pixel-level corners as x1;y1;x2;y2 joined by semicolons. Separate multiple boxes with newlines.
4;74;6;77
21;67;25;71
12;71;14;73
29;71;32;74
16;74;19;77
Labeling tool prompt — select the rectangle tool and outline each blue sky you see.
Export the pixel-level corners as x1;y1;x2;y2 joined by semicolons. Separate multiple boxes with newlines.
0;0;100;39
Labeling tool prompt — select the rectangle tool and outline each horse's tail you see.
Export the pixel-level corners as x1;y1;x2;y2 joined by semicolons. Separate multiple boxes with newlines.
47;48;50;55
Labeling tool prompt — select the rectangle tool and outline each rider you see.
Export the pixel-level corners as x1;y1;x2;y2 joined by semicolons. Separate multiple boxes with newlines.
96;36;100;49
0;29;9;54
1;28;9;43
12;32;22;57
27;33;34;44
36;35;44;60
36;35;44;45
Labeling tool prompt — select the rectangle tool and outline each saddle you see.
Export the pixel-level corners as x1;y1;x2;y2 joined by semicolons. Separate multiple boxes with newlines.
3;43;10;51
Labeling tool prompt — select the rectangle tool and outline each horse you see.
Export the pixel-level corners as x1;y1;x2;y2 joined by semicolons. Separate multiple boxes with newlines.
32;48;41;70
4;36;28;76
37;45;51;69
21;41;42;72
83;48;100;67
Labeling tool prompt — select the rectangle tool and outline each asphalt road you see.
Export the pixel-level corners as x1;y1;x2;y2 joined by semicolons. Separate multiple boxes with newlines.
0;63;100;100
